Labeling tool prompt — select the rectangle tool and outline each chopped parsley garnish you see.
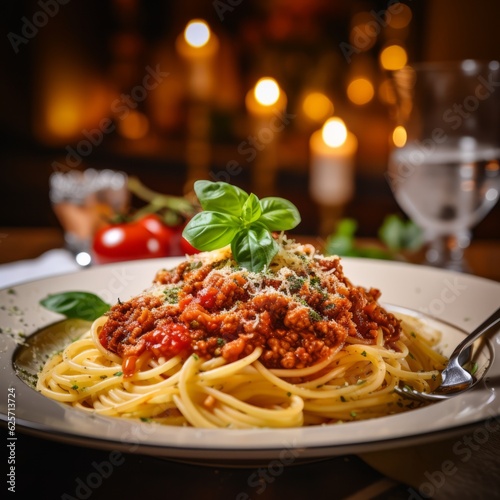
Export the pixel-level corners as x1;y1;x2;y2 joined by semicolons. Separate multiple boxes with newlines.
361;351;367;357
287;275;305;292
192;354;199;361
310;276;321;288
164;287;180;304
340;396;347;402
308;309;322;322
114;371;123;377
189;261;203;271
217;337;225;346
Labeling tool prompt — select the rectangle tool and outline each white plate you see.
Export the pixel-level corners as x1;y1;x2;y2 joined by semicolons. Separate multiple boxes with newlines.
1;257;499;462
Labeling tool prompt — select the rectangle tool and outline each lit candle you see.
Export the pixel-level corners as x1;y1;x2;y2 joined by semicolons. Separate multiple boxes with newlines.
309;117;358;206
176;19;219;187
176;19;219;100
245;77;287;196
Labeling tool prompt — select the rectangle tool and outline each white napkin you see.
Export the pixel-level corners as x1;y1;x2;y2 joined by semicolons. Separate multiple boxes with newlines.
0;249;81;288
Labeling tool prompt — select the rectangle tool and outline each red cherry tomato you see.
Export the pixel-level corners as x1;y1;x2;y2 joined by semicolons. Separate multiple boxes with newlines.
166;223;200;256
179;235;200;255
92;214;176;264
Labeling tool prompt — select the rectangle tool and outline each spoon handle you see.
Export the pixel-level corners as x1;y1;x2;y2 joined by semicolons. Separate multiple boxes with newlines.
449;307;500;360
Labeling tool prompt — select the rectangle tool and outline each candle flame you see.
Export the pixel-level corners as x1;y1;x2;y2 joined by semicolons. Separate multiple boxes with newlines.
254;78;280;106
184;20;211;48
392;125;407;147
322;118;348;148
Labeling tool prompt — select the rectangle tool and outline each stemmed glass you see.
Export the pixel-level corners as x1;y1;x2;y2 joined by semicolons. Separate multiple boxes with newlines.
387;60;500;272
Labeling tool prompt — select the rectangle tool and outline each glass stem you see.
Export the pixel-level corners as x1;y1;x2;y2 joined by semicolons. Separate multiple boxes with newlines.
425;230;471;273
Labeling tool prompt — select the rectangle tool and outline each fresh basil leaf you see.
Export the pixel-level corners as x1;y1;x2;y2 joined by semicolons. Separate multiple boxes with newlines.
231;224;279;272
194;180;248;216
185;181;303;271
241;193;262;223
182;211;240;251
40;291;110;321
258;197;301;231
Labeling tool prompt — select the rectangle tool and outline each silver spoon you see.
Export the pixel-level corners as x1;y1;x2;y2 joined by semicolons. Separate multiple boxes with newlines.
395;307;500;402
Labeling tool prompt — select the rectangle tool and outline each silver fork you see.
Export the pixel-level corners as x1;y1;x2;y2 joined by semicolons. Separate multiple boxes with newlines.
395;307;500;402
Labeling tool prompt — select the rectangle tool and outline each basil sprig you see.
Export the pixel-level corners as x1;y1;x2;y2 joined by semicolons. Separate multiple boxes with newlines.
40;291;110;321
183;181;301;272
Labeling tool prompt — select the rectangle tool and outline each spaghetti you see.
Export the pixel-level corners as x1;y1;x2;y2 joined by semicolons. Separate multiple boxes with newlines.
37;240;447;428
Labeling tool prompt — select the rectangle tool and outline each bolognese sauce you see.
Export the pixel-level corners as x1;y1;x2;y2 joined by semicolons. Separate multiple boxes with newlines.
99;243;401;377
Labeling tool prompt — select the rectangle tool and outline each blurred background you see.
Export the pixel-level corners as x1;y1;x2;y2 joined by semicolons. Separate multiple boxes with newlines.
1;0;499;246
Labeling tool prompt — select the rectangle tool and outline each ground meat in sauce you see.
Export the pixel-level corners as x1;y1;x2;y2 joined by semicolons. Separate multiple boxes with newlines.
99;251;401;375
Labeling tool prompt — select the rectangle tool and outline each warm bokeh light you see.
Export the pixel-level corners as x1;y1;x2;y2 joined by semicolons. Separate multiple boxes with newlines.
184;20;211;48
387;4;413;29
117;110;150;140
254;77;281;106
322;118;348;148
47;94;82;138
379;45;408;71
392;125;407;147
346;78;374;105
302;92;334;122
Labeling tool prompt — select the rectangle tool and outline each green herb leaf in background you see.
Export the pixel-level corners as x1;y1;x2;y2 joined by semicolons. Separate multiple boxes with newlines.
378;214;423;252
40;292;110;321
324;215;423;260
182;181;301;272
324;219;358;257
324;218;400;260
